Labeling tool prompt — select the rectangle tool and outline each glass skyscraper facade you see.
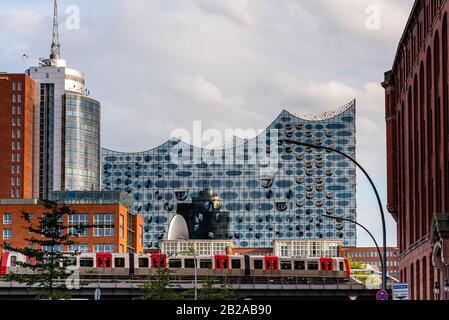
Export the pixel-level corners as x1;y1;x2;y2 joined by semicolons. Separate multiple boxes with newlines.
64;93;101;191
101;101;357;249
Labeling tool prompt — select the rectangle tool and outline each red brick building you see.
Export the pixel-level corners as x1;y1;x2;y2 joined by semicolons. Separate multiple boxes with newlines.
0;73;35;199
0;198;144;254
383;0;449;300
340;247;400;280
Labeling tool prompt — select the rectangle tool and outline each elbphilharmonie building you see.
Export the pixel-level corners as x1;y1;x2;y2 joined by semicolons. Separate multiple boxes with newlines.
101;101;357;250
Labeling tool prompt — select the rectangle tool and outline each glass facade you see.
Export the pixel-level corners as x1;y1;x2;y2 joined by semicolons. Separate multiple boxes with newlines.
101;101;357;249
64;93;101;192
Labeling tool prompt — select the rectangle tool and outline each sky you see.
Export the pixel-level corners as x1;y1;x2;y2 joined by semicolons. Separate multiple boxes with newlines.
0;0;416;247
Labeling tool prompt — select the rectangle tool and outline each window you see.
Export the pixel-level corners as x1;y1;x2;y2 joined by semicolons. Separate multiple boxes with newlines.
339;262;345;271
307;261;319;270
12;106;16;115
199;259;213;269
11;153;15;162
3;213;12;225
280;260;292;270
17;82;22;91
119;214;124;238
169;259;182;268
69;214;89;237
17;153;20;162
15;189;20;198
115;258;125;268
184;259;195;268
16;165;20;174
12;118;16;127
3;229;12;240
17;118;21;127
12;82;16;91
140;225;144;247
42;245;62;252
139;258;149;268
11;130;15;139
94;244;114;253
16;177;20;186
12;95;16;103
10;190;14;198
11;177;15;186
68;244;89;253
231;259;241;269
17;95;22;103
63;257;77;267
17;141;20;150
11;166;15;174
10;256;17;267
254;259;263;270
94;214;115;237
294;261;306;270
17;130;21;138
80;258;94;267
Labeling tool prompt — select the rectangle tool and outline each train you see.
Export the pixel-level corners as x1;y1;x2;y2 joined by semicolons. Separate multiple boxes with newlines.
0;251;351;279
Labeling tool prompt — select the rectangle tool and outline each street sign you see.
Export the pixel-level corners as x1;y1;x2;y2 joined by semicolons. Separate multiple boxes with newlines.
392;283;409;301
94;288;101;301
376;289;389;301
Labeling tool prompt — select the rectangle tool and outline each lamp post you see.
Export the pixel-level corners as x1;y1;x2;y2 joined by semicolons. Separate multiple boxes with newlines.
434;281;440;300
319;214;384;280
282;139;388;291
444;279;449;301
178;237;197;300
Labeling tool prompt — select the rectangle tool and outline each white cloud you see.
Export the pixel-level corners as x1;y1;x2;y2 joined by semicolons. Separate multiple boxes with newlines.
172;74;225;104
195;0;256;26
0;9;45;35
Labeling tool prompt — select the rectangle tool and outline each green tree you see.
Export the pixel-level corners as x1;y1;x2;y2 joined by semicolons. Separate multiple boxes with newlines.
1;200;92;300
135;268;188;300
197;274;238;301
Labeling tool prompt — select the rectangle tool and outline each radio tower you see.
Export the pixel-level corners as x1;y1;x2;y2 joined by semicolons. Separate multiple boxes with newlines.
50;0;61;59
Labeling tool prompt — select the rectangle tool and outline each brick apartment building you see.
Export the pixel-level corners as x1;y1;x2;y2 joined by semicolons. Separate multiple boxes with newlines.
340;247;400;279
383;0;449;300
0;73;35;199
0;192;144;254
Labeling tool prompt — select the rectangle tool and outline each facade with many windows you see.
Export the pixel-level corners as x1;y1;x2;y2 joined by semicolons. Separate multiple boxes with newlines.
0;192;144;254
102;101;357;250
0;73;35;199
383;0;449;300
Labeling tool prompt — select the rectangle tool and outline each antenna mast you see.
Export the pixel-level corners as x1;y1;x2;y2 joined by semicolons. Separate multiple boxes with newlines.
50;0;61;59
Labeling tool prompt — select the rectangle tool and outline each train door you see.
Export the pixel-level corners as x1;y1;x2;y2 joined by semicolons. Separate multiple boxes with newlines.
96;253;112;268
214;255;230;270
264;256;279;270
151;254;167;268
319;258;334;271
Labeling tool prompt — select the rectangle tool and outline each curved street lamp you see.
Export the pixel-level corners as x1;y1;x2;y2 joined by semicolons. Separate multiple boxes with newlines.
281;138;388;291
319;214;383;274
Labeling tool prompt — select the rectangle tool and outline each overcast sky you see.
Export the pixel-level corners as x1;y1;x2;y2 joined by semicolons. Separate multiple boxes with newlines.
0;0;415;247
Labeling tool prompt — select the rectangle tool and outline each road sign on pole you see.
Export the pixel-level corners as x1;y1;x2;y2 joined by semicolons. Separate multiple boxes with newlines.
376;289;389;301
392;283;409;300
94;288;101;301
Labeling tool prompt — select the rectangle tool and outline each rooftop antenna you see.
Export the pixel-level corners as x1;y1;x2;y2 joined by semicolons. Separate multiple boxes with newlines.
50;0;61;59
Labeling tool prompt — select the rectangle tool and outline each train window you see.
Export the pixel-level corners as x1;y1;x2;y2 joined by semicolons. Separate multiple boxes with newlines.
63;257;77;267
115;258;125;268
294;261;305;270
339;262;344;271
280;261;292;270
169;259;182;268
307;261;319;270
254;260;263;270
10;256;17;267
98;259;103;268
184;259;195;268
139;258;149;268
105;258;111;268
231;259;241;269
80;258;94;267
200;259;213;269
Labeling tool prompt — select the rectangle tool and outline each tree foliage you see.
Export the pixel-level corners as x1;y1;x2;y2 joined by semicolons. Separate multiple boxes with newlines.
1;200;92;300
